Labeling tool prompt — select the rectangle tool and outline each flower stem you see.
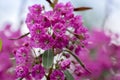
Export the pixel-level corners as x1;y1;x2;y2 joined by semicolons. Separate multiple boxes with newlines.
9;32;30;40
64;48;91;73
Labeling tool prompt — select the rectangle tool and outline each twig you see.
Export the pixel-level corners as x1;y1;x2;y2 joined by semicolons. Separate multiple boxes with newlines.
74;7;92;11
64;48;91;73
9;32;30;40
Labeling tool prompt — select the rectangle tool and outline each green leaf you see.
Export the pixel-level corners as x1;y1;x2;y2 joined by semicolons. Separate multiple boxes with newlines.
42;49;54;68
0;38;2;51
64;70;74;80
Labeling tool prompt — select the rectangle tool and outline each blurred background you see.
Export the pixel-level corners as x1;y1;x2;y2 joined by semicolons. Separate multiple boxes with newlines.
0;0;120;33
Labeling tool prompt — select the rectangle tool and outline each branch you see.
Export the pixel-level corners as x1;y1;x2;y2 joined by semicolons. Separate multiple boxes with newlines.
64;48;91;73
74;7;92;11
9;32;30;40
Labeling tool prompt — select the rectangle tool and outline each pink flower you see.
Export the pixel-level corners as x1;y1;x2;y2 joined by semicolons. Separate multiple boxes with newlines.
74;65;85;77
25;13;38;29
15;47;32;66
53;22;66;36
0;53;12;72
16;65;29;78
31;64;45;80
70;15;82;29
30;24;46;38
54;35;69;49
31;34;54;50
54;2;73;16
60;59;71;70
50;70;65;80
29;4;43;14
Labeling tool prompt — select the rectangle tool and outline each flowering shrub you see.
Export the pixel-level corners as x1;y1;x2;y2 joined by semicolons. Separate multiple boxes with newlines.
0;24;26;80
0;2;89;80
0;1;120;80
5;1;89;80
73;29;120;80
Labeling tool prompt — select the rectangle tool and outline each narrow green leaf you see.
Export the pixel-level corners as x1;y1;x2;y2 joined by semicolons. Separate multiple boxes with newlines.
0;38;2;51
64;70;74;80
42;49;54;68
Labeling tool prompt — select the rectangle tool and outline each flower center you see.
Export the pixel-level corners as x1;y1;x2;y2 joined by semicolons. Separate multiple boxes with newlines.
45;40;49;45
36;29;41;34
56;76;61;80
36;70;40;73
31;19;34;24
56;29;60;32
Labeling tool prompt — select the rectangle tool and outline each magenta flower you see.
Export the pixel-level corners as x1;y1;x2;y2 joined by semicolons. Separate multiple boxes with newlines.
30;37;41;48
75;46;82;55
60;59;71;70
70;15;82;29
31;64;45;80
110;75;120;80
75;26;88;34
74;65;84;77
64;53;70;58
26;2;88;51
24;2;89;79
40;15;51;28
16;65;29;78
29;4;43;14
26;13;38;29
31;34;54;50
0;52;15;80
53;22;66;35
54;2;73;16
54;35;69;49
44;11;58;23
54;3;64;14
0;53;12;72
30;24;46;38
0;72;15;80
64;2;74;14
39;34;54;50
50;70;65;80
0;23;25;54
15;47;32;65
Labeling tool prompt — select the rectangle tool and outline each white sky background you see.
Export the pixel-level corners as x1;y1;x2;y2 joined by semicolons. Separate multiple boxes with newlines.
0;0;20;28
104;0;120;34
0;0;120;34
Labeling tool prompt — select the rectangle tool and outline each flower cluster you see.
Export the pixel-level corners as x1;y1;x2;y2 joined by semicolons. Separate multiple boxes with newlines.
1;1;120;79
72;29;120;80
0;24;25;53
14;2;89;80
26;2;88;50
0;24;26;80
50;70;65;80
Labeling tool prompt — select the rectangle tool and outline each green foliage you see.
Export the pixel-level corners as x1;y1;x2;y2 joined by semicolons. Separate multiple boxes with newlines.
0;38;2;51
64;70;74;80
42;49;54;68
